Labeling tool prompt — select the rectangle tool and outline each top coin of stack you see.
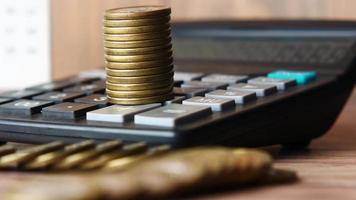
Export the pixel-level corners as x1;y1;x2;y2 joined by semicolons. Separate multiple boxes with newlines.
103;6;174;105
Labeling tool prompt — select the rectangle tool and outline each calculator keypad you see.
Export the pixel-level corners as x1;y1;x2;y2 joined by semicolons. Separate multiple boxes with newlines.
0;70;316;128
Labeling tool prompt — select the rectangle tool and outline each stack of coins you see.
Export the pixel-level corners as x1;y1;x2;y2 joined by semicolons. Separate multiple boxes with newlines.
103;6;174;105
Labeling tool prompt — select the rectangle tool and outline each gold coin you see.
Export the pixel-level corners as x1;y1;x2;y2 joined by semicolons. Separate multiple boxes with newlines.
104;37;171;48
107;93;173;105
104;16;170;27
105;6;171;20
107;71;174;84
106;57;173;70
105;51;172;62
106;65;173;76
106;86;173;98
103;29;171;41
104;44;172;56
103;24;170;34
106;78;173;91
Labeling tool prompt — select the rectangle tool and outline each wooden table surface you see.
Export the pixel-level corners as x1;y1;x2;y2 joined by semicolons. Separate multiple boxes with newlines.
190;88;356;200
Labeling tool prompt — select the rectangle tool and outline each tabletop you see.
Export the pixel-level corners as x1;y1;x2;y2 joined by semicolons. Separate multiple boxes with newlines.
190;88;356;200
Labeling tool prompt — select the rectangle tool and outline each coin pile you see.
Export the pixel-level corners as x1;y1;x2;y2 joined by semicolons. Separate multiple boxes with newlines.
0;145;298;200
103;6;174;105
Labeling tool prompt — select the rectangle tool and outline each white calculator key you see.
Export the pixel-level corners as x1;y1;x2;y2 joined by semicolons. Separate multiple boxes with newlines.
134;104;211;127
87;104;161;123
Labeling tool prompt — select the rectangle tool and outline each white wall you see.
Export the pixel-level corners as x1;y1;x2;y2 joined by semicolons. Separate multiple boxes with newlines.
0;0;51;89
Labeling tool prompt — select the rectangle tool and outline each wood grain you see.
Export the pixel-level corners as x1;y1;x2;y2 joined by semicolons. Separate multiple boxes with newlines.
51;0;356;79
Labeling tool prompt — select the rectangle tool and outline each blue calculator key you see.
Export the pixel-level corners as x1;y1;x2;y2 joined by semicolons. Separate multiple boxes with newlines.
267;70;317;85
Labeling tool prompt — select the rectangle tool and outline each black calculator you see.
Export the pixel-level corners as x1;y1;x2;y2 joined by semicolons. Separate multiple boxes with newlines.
0;20;355;148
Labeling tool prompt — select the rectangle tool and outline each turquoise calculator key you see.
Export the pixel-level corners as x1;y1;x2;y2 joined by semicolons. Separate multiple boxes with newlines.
267;70;317;85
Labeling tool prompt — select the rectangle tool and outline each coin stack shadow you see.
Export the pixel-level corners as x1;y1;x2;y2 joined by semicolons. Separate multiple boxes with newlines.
103;6;174;105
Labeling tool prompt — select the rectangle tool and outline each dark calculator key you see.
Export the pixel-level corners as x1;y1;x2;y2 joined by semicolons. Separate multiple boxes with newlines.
174;80;184;87
63;76;99;85
174;72;205;82
42;102;98;119
33;92;85;103
248;77;296;90
0;100;53;115
0;98;12;105
173;87;208;98
26;81;75;92
227;83;277;97
74;94;109;107
180;81;228;91
92;80;106;87
0;90;43;100
63;83;105;95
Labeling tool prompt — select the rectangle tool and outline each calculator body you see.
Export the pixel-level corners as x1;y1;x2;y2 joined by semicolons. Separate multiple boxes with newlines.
0;20;355;148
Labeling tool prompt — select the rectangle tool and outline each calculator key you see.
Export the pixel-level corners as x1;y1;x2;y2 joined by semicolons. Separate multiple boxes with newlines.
135;104;212;127
0;100;53;115
248;77;296;90
0;90;43;100
33;92;85;103
174;72;205;82
42;102;98;119
74;94;109;107
201;74;248;84
0;98;12;105
183;96;234;111
87;104;161;123
79;69;106;80
228;83;277;97
26;81;74;92
63;83;105;95
164;96;186;104
206;89;256;104
63;76;99;85
174;80;184;87
267;70;317;85
173;87;208;98
181;81;228;91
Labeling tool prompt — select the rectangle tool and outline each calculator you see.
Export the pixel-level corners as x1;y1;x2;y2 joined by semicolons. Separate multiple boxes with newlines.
0;20;355;148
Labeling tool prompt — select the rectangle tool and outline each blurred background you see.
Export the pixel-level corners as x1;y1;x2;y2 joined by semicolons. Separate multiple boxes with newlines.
1;0;356;89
